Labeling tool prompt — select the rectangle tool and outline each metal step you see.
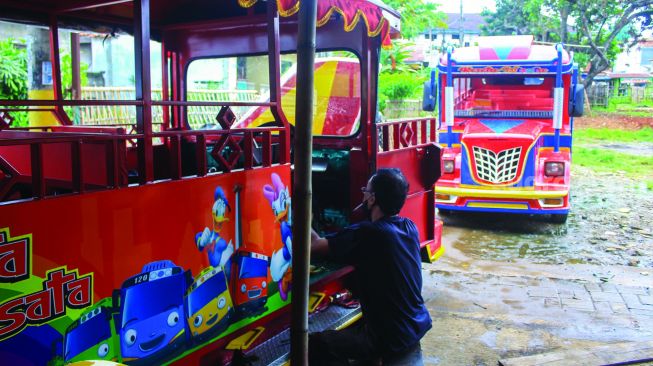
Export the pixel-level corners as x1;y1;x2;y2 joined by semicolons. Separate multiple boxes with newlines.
244;305;362;366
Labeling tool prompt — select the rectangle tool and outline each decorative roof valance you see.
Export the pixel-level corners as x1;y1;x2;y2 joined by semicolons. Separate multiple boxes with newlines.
237;0;396;48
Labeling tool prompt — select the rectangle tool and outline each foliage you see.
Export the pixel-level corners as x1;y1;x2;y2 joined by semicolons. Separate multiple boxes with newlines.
380;40;417;74
383;0;447;39
0;38;28;127
378;69;427;113
480;0;653;88
60;53;89;99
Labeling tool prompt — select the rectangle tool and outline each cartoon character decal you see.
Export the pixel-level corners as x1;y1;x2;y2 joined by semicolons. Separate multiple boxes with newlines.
186;267;233;342
263;173;293;301
64;298;121;363
118;260;188;364
195;187;235;281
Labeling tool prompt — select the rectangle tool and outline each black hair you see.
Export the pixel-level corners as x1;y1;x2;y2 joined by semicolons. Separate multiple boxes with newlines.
369;168;409;216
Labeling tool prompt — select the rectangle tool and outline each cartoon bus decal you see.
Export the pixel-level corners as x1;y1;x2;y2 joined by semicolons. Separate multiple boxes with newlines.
117;260;189;364
232;251;270;316
63;298;121;363
186;266;233;342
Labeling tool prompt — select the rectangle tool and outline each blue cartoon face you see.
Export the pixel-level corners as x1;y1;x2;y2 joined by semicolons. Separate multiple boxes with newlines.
212;197;229;224
119;269;186;361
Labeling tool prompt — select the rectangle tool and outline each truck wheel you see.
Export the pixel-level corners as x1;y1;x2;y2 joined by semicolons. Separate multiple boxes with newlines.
550;213;568;223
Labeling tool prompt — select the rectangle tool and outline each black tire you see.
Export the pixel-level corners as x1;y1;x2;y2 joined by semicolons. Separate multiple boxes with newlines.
438;208;452;216
550;213;568;224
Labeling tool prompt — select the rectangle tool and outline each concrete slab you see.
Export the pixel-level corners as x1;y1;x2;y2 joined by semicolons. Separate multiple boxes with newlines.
418;239;653;366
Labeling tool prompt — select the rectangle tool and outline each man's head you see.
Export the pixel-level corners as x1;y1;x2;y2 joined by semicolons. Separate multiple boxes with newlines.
362;168;409;218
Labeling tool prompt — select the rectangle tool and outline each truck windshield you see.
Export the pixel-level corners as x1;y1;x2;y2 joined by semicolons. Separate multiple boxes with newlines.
452;76;554;118
64;310;112;361
188;272;228;315
238;256;268;279
121;274;184;327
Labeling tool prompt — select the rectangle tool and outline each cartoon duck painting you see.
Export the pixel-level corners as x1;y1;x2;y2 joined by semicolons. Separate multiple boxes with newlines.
195;187;235;281
263;173;293;301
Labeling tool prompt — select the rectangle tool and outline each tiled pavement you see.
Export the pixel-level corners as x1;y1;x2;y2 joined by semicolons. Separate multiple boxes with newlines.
419;263;653;365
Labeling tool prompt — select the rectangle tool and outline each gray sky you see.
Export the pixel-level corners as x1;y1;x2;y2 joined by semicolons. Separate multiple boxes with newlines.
427;0;496;14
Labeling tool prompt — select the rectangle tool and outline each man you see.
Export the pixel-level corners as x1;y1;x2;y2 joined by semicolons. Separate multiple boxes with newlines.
310;168;432;365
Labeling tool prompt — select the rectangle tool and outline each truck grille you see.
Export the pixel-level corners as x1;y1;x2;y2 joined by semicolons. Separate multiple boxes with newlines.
472;146;522;184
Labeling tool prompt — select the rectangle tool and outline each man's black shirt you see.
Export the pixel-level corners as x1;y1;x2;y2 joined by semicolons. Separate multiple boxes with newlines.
326;215;432;355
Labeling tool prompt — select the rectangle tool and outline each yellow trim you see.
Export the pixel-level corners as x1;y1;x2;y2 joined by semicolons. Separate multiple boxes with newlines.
538;147;571;152
169;329;186;344
436;186;568;199
426;244;445;263
335;312;363;331
309;292;327;313
467;202;529;210
226;326;265;350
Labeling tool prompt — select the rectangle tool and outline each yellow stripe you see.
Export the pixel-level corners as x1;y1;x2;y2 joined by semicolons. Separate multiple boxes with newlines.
427;244;445;262
312;61;338;135
436;186;568;199
467;202;529;210
335;312;362;330
538;147;571;152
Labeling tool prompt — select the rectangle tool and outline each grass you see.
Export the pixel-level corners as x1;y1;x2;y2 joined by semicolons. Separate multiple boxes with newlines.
574;126;653;143
573;128;653;190
573;147;653;176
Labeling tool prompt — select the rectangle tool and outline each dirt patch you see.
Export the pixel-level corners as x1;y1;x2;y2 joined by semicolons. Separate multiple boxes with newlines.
575;113;653;130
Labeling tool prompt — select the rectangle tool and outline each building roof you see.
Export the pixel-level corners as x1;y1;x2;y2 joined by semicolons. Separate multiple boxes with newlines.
423;13;486;35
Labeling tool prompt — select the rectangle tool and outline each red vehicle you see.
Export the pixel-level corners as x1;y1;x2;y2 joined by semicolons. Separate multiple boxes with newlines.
423;35;584;222
0;0;442;364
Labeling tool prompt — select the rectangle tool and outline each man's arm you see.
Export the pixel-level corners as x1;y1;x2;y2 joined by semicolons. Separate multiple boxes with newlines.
310;228;330;258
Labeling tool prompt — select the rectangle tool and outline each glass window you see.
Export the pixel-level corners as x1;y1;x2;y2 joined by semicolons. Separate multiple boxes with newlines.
185;50;361;137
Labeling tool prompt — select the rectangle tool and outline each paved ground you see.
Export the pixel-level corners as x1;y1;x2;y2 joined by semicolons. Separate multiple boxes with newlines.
418;239;653;366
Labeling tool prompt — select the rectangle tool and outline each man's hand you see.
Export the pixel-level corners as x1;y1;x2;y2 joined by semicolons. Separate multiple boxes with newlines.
310;228;329;258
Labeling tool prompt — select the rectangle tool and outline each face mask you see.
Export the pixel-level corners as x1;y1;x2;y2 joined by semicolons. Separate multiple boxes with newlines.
362;196;373;220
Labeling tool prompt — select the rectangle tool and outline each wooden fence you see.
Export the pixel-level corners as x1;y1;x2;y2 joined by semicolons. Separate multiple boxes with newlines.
588;83;653;107
78;87;260;129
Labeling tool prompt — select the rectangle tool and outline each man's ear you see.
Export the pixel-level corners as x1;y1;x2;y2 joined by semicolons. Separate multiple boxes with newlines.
368;194;376;206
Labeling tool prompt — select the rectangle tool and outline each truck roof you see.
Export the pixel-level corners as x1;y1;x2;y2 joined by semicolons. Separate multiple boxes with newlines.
438;35;573;73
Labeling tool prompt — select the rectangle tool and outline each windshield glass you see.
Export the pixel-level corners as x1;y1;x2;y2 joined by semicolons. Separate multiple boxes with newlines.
238;256;268;279
452;76;555;118
186;51;361;136
64;309;111;360
188;272;227;315
121;274;184;327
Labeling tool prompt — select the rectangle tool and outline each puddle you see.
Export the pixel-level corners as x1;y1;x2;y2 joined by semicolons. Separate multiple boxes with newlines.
440;166;653;268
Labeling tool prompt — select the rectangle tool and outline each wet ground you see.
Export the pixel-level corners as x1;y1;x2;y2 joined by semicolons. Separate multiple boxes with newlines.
418;142;653;365
438;165;653;269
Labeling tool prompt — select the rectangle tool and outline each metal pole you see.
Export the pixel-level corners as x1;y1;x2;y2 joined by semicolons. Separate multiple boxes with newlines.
71;32;81;123
459;0;464;47
134;0;153;183
291;0;317;364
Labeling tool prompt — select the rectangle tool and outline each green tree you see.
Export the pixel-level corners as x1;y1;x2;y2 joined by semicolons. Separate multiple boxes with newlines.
480;0;653;88
384;0;447;39
0;38;28;127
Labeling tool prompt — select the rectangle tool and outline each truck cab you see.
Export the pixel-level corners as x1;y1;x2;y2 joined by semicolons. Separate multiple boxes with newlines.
424;35;584;222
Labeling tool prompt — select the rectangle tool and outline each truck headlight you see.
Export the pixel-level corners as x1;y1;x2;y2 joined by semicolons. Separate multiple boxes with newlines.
545;161;564;176
443;159;455;173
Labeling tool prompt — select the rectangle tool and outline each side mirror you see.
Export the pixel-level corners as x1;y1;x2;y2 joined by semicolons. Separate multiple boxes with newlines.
570;84;585;117
422;80;437;112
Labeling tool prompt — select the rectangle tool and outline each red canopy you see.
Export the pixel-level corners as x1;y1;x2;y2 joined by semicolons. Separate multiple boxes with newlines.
238;0;398;48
